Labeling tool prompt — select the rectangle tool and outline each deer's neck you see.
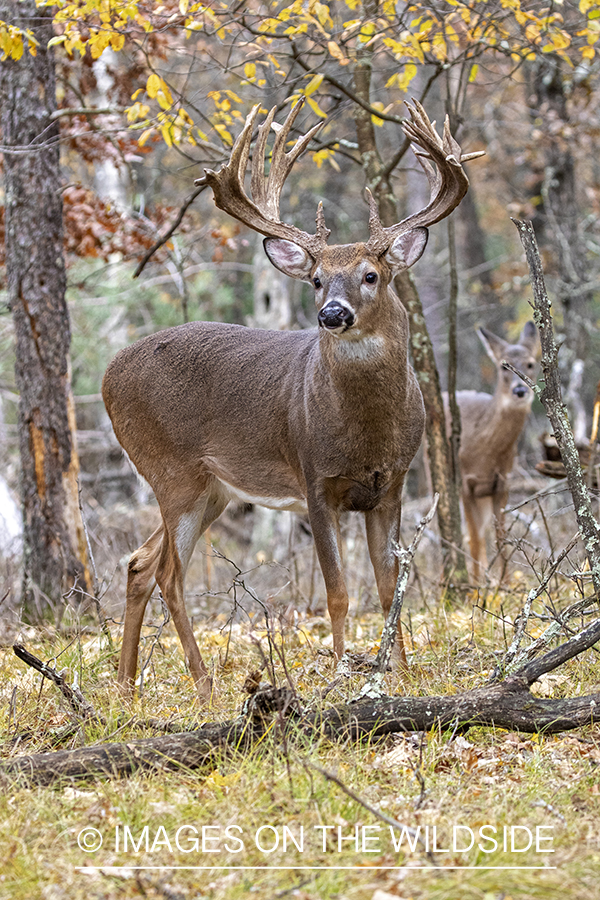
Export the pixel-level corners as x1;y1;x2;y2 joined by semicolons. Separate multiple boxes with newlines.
485;389;531;452
319;321;410;406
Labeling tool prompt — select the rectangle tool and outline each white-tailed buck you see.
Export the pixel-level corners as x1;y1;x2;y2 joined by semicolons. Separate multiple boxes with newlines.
454;322;540;581
103;100;479;701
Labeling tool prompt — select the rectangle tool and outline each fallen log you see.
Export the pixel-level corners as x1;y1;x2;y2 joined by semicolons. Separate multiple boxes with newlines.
311;681;600;740
2;674;600;788
0;685;297;788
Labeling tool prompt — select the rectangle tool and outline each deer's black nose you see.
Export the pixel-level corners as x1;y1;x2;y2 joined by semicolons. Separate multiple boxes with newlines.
513;384;528;399
317;302;355;331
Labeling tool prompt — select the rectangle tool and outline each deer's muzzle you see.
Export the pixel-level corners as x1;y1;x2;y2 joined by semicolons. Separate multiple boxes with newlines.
317;302;355;332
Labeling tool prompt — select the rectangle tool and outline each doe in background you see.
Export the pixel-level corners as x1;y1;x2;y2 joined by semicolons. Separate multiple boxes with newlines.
453;321;540;582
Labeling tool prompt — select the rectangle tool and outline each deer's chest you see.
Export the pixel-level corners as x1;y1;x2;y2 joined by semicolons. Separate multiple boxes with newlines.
332;469;393;512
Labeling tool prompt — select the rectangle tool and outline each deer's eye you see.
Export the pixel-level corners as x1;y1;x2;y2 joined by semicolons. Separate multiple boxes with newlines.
313;277;322;289
365;272;378;284
527;362;534;369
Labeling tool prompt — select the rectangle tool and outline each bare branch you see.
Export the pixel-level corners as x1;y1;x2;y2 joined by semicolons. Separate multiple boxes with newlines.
133;182;209;279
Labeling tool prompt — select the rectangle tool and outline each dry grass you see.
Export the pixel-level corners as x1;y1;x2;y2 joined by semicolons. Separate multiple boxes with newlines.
1;488;600;900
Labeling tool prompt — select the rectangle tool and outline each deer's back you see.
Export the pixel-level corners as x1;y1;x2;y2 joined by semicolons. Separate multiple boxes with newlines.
102;322;316;467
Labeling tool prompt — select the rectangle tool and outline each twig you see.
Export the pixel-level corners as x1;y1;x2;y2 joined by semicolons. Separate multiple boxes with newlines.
506;593;599;676
12;644;104;725
76;479;113;650
489;533;580;680
512;218;600;599
300;757;436;864
133;182;209;279
514;615;600;685
50;106;124;120
356;495;439;699
500;359;538;393
138;592;171;698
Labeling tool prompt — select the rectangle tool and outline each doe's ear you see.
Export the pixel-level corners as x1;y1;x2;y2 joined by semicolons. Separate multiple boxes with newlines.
264;238;314;281
477;326;509;364
519;320;540;356
384;227;429;273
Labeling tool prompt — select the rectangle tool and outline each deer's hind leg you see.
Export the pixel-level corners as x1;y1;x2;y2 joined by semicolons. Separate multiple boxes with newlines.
118;524;164;698
117;479;229;702
152;481;230;702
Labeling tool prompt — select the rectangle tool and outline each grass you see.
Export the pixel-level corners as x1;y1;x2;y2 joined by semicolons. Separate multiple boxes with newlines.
1;500;600;899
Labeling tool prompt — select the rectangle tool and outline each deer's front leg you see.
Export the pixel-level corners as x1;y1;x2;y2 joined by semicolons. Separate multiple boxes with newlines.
492;477;509;554
306;488;348;661
365;492;407;672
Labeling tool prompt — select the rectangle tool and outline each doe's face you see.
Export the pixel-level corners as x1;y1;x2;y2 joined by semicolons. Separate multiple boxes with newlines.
499;345;539;405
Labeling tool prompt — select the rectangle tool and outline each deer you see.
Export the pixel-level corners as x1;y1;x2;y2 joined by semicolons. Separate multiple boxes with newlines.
452;322;540;581
102;100;479;702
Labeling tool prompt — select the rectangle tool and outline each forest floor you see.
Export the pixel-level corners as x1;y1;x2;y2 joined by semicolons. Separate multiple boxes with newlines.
1;488;600;900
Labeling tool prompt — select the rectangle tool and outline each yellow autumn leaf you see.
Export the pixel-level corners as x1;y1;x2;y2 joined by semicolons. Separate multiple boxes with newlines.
138;127;155;146
314;1;333;28
305;95;327;118
178;106;194;125
110;32;125;51
327;40;345;61
244;61;256;79
157;91;173;111
371;102;384;127
549;30;571;50
160;122;174;147
397;63;417;92
304;72;324;95
146;73;161;98
214;122;233;146
431;32;447;61
10;35;24;60
90;31;110;59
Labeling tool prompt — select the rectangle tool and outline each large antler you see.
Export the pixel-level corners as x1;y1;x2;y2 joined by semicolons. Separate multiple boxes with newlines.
198;101;330;257
365;100;485;256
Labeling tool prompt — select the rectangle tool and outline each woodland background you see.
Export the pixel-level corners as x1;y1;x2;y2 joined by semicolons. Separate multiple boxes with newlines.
1;3;600;899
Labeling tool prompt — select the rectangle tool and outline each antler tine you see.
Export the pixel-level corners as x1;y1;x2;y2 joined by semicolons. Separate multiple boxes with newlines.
250;106;278;216
316;201;331;244
366;99;482;256
203;102;329;256
264;100;326;219
230;103;262;195
365;187;386;245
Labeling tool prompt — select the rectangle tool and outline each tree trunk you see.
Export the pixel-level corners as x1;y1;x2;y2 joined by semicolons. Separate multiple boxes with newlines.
0;0;90;618
529;56;591;431
398;267;466;585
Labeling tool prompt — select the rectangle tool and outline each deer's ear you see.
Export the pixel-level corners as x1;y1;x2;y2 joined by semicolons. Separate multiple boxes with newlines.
519;320;539;355
478;327;509;363
264;238;314;281
384;227;429;273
